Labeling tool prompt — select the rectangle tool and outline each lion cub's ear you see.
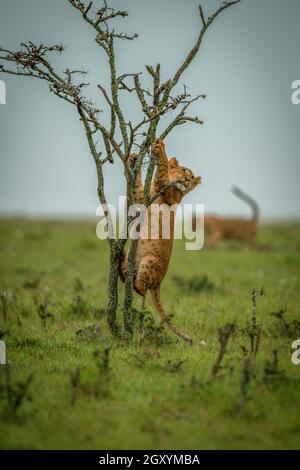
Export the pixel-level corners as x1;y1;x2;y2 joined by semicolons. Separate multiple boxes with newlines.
168;157;179;169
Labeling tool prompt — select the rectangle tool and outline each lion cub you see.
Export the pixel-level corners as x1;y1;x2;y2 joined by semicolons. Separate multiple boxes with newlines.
120;139;201;344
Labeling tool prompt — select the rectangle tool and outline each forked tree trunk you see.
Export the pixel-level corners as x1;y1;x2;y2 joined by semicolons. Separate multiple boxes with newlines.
123;238;139;340
107;237;138;341
107;241;122;338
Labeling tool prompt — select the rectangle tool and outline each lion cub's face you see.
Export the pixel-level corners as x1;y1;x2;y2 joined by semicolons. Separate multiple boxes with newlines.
168;157;201;195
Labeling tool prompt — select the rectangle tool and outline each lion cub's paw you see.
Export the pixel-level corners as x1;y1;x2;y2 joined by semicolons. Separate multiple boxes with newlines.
153;139;166;159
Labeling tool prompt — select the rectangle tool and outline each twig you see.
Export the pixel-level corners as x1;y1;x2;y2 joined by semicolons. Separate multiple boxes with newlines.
250;288;265;355
239;357;251;408
211;323;235;378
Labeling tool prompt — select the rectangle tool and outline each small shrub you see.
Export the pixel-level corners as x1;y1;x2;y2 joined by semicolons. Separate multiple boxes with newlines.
73;277;84;293
211;322;235;379
68;295;90;316
173;274;214;293
22;276;42;290
38;298;55;328
0;365;34;420
75;323;105;342
270;308;300;338
137;309;172;346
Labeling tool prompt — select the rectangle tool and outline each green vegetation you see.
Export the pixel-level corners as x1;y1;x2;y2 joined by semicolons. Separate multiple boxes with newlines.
0;219;300;450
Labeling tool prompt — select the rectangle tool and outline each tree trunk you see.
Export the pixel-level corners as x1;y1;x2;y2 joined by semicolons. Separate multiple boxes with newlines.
107;241;122;338
123;238;139;341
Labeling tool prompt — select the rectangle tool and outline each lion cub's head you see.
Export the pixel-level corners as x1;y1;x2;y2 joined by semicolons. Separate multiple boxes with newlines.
168;157;201;195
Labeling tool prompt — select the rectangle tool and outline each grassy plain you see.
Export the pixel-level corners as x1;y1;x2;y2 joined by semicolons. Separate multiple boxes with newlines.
0;219;300;449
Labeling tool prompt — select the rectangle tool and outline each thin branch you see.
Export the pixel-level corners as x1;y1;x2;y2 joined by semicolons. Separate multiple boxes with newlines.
97;84;113;107
160;95;205;140
77;104;115;242
161;1;240;103
107;36;129;151
199;5;206;27
134;73;151;116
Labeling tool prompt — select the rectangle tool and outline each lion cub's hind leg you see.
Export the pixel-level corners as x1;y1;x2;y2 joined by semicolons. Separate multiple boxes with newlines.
135;256;193;344
134;255;160;296
134;255;164;313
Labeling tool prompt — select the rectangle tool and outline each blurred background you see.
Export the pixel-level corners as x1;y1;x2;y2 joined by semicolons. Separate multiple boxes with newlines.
0;0;299;220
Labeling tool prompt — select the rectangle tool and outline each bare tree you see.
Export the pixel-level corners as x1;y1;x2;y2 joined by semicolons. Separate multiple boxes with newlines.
0;0;240;340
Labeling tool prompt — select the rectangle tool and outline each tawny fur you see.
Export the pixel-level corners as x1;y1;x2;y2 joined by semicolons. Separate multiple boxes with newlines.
120;139;201;344
196;186;259;249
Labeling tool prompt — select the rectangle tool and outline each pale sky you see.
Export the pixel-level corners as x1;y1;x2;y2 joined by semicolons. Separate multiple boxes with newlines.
0;0;299;220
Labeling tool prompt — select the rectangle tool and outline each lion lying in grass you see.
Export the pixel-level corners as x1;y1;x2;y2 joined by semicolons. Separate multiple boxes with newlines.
196;186;259;249
120;139;201;344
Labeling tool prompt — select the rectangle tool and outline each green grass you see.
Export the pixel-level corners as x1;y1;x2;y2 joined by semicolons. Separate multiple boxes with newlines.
0;218;300;450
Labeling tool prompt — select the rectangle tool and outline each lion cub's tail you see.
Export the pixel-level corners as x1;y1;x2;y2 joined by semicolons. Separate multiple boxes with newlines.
231;186;259;222
151;288;193;345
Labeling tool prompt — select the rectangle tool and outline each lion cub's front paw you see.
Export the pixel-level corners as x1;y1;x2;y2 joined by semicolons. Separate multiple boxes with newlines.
153;139;166;159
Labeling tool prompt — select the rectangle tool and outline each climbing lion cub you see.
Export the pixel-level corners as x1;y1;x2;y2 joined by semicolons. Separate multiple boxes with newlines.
120;139;201;344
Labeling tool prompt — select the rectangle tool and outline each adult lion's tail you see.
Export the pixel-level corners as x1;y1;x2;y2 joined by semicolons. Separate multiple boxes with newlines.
231;186;259;222
151;288;193;345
